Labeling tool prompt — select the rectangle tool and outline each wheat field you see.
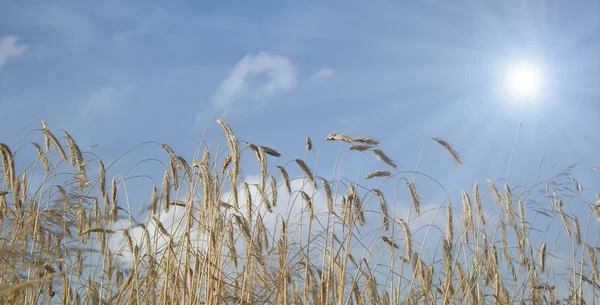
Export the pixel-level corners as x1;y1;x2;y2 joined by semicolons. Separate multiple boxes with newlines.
0;119;598;304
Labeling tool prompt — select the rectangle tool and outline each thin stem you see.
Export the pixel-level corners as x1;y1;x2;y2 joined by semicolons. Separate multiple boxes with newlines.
505;48;549;185
505;99;527;185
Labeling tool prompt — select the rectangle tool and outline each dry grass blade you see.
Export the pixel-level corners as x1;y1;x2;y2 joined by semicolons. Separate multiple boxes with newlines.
64;131;84;168
446;201;454;246
222;154;232;172
540;243;547;273
348;183;365;226
321;178;333;214
260;145;281;157
176;155;193;183
488;179;503;204
32;142;49;171
81;227;116;235
365;170;391;179
98;160;106;198
353;136;379;146
326;133;379;145
202;147;210;165
461;190;473;239
0;143;16;190
257;183;272;213
277;165;292;194
406;180;421;215
55;185;69;206
473;181;485;225
295;159;317;189
248;143;260;161
373;149;397;169
110;177;119;220
374;189;389;231
587;244;599;282
431;137;462;164
557;210;572;237
41;124;67;161
326;133;353;143
396;218;413;259
158;142;177;159
161;169;170;212
366;274;380;304
258;146;268;198
41;120;50;150
300;191;314;220
217;119;241;179
270;175;278;207
243;182;252;222
305;137;312;151
1;117;597;305
150;185;158;215
382;236;399;249
573;216;581;245
0;272;65;295
502;182;515;226
169;156;179;190
349;144;371;151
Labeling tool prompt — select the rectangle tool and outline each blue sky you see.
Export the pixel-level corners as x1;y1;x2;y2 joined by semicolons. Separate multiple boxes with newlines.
1;0;599;285
2;0;598;191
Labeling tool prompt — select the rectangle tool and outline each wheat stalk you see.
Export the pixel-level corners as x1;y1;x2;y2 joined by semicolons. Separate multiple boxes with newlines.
431;137;462;164
406;180;421;216
365;170;391;179
373;149;397;169
295;159;316;189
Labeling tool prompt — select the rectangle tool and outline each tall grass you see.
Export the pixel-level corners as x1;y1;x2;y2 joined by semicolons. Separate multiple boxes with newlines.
0;120;598;304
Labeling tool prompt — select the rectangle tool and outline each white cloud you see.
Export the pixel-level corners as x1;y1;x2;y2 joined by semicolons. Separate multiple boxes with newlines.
313;67;334;79
78;85;135;120
107;172;332;268
0;35;28;71
209;52;296;116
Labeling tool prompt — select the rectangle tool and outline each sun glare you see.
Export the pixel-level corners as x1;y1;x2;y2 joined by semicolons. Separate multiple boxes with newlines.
506;62;541;101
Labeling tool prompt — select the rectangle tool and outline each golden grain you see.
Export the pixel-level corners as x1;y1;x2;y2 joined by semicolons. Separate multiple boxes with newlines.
431;137;462;164
321;178;334;214
373;189;389;232
300;191;314;220
305;137;312;151
0;144;16;191
373;149;397;168
406;180;421;216
348;183;365;226
295;158;316;189
270;175;278;207
32;143;49;172
382;236;399;249
365;170;391;179
0;120;595;305
259;145;281;157
277;166;292;194
349;144;371;151
446;201;454;247
540;243;546;273
41;127;67;162
396;218;412;259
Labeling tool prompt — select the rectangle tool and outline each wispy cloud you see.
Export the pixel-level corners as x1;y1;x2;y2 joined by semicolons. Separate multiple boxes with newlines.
77;85;135;120
2;4;97;48
112;29;146;41
313;67;334;79
0;35;28;71
209;52;296;117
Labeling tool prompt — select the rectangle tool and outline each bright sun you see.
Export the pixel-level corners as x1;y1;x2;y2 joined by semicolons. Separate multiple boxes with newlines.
506;62;541;100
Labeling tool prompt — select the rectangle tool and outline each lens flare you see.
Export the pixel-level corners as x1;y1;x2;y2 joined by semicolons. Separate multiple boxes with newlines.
506;62;541;100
